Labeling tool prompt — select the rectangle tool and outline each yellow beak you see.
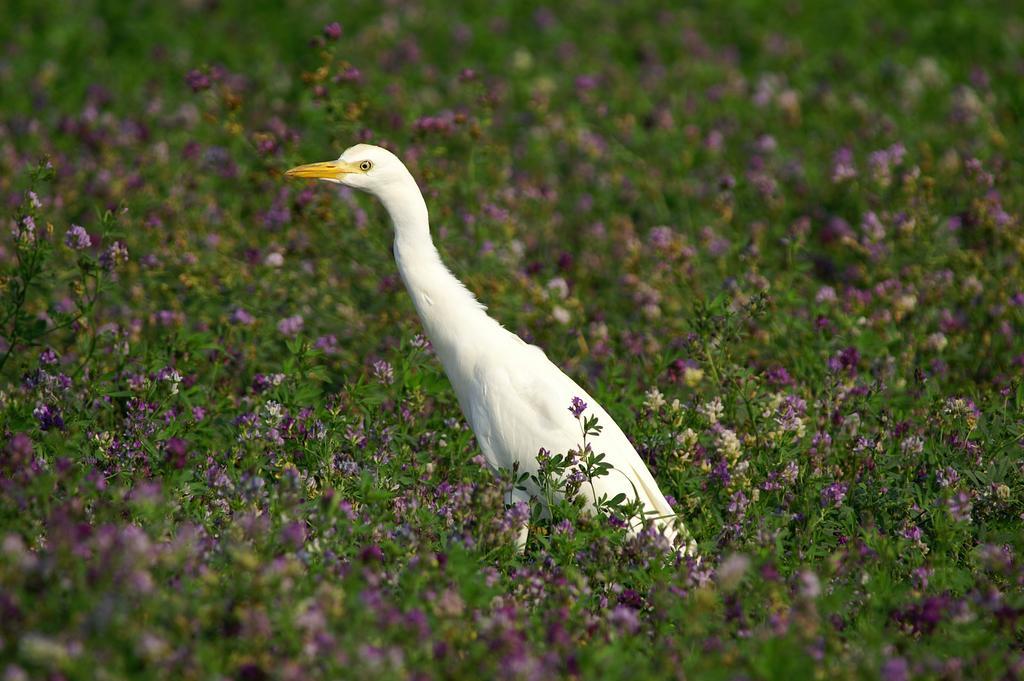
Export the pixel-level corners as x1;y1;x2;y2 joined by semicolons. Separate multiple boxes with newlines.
284;159;360;180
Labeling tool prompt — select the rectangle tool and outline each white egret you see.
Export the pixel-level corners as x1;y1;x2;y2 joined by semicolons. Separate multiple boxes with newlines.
286;144;695;555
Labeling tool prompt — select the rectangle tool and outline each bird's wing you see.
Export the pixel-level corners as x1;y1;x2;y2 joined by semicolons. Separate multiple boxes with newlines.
467;337;679;535
466;341;563;477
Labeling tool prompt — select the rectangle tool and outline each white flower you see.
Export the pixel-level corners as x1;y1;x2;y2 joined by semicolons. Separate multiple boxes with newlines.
927;332;948;351
164;369;182;395
717;552;751;592
589;321;609;340
963;275;983;295
900;435;924;455
698;397;724;424
815;286;837;303
677;428;699;449
551;306;571;324
545;277;569;299
715;428;742;460
263;401;283;422
845;412;861;436
798;570;821;599
894;294;917;314
644;387;666;411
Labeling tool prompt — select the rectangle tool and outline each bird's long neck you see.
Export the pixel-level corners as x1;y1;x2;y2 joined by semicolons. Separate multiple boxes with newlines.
381;176;499;368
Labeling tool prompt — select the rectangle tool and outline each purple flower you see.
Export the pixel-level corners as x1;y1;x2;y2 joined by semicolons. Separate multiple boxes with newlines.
414;112;458;136
154;310;183;327
705;129;724;152
646;227;676;257
281;521;307;550
902;525;922;542
262;188;292;229
568;396;587;419
911;566;932;590
975;544;1014;572
886;143;907;166
495;501;530;537
728;490;749;518
251;373;275;393
323;22;342;40
12;216;36;242
893;595;950;634
33;403;64;431
334;66;362;84
881;657;909;681
5;433;33;463
868;144;905;186
276;315;304;337
185;69;211;92
231;308;255;325
868;148;890;176
831;147;857;183
360;544;384;563
372;360;394;385
947;491;973;522
314;334;338;354
164;437;189;469
64;224;92;250
575;74;599;92
608;605;640;634
828;346;860;376
861;211;886;241
821;482;848;508
936;466;959;487
710;458;731;487
38;348;58;366
965;157;994;187
99;241;129;271
755;134;778;153
765;365;794;386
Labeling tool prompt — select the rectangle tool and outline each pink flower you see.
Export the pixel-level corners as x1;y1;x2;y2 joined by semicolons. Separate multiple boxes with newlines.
277;315;304;337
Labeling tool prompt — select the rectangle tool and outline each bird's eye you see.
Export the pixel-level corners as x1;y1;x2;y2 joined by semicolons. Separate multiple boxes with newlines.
359;160;373;171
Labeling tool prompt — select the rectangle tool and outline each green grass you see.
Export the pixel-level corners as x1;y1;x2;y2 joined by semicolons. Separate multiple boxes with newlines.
1;1;1023;679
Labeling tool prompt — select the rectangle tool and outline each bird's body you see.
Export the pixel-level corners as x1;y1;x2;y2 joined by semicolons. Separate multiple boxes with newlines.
287;144;694;554
396;232;681;544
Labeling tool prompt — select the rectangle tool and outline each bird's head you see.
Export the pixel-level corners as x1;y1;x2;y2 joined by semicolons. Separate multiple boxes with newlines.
284;143;409;196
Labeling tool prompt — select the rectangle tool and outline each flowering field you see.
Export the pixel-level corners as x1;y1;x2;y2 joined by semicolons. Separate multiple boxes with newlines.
2;1;1024;679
